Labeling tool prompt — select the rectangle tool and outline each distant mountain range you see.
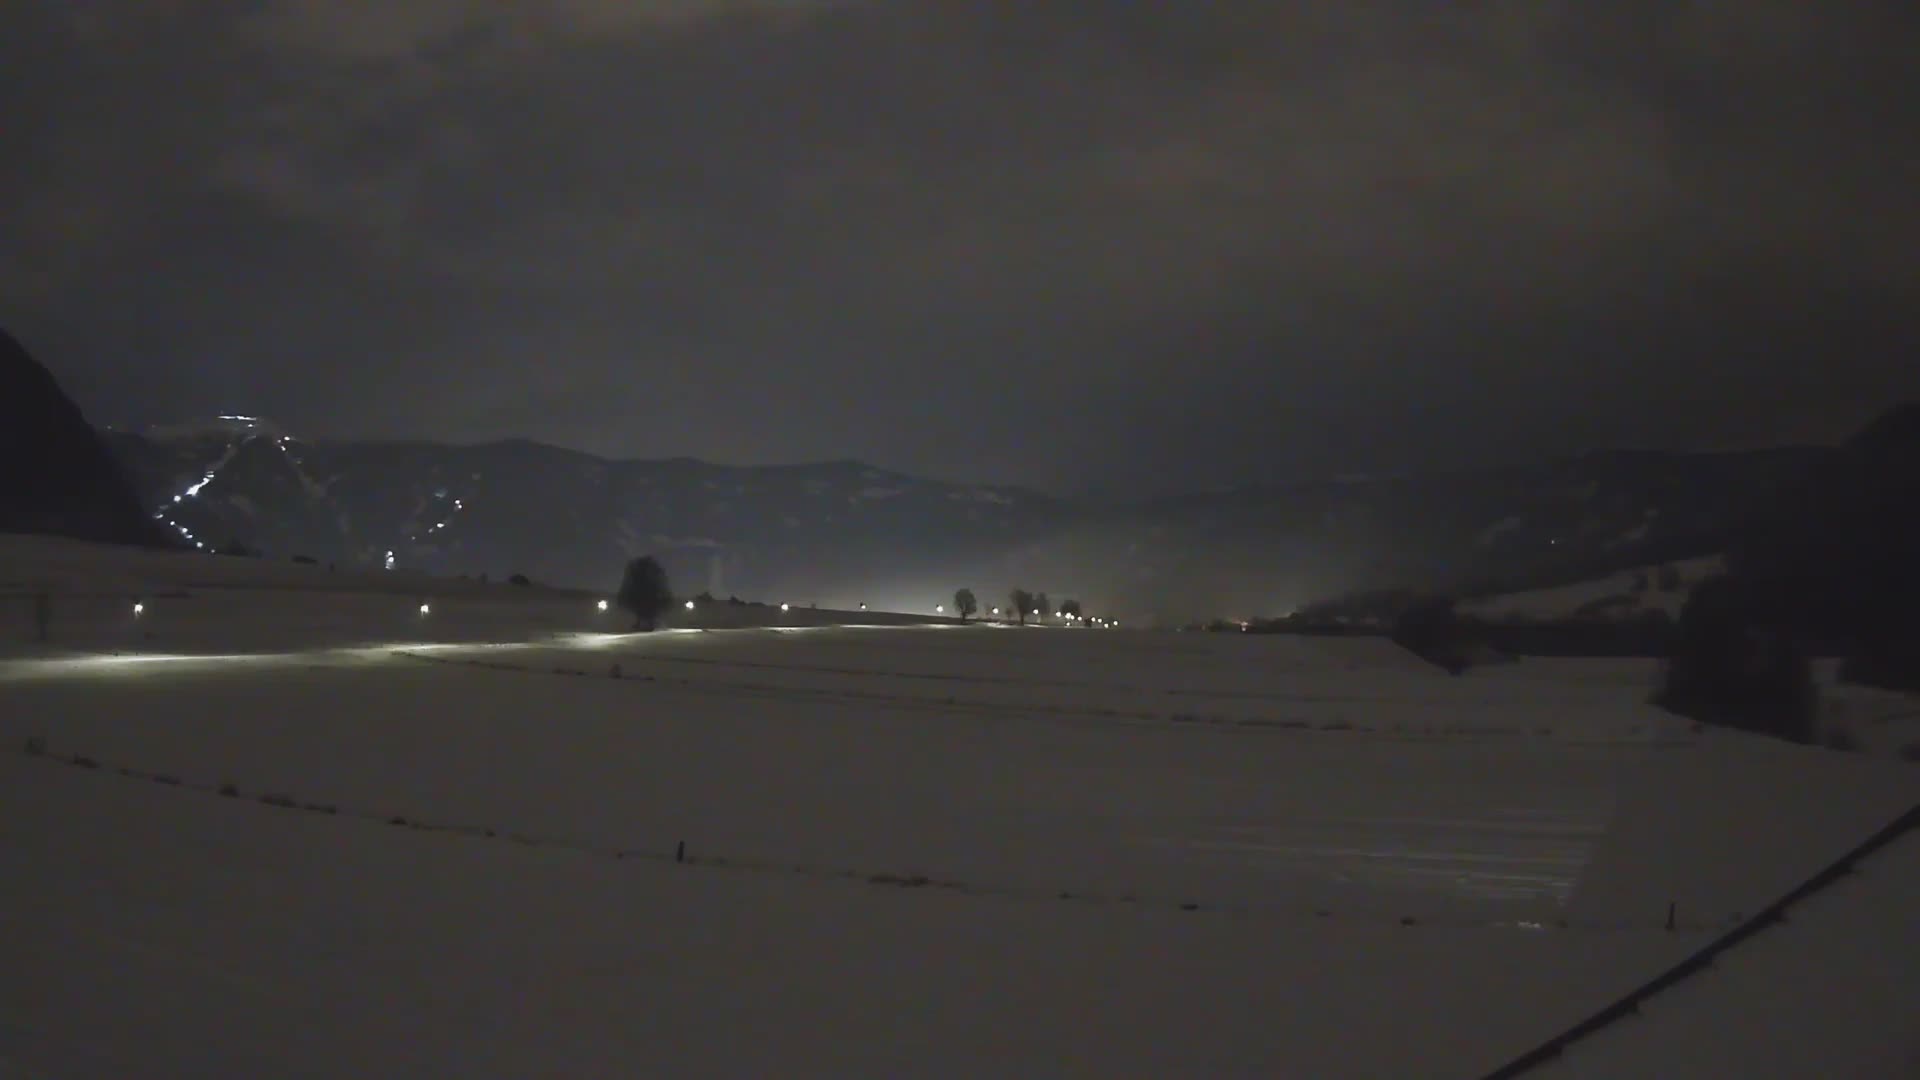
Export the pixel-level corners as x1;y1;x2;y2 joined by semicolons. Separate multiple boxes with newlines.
92;417;1840;622
15;318;1892;623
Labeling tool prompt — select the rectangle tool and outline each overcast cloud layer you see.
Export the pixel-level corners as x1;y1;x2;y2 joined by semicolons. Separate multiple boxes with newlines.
4;1;1916;493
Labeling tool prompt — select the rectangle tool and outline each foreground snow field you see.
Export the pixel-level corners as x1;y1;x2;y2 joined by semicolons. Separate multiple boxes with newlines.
2;538;1916;1077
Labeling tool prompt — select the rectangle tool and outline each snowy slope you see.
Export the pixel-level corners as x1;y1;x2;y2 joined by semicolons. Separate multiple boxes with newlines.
1461;556;1724;624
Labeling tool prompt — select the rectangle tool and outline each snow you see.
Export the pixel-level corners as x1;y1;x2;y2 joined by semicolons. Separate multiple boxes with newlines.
1534;823;1920;1078
1464;556;1726;623
1;536;1915;1076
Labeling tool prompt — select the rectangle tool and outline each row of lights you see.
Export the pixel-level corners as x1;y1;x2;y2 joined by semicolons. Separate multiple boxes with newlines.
150;433;303;554
135;594;1115;630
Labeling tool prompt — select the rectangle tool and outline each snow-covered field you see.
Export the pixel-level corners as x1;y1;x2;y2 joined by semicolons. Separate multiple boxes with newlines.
1;537;1915;1077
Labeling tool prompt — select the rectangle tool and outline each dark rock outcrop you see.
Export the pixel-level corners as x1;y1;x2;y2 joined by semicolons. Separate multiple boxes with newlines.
0;327;168;547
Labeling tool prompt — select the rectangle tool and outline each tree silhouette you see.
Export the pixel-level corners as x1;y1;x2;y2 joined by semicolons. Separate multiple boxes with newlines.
1034;592;1051;620
1009;589;1034;626
616;555;674;631
1059;599;1083;620
954;588;978;621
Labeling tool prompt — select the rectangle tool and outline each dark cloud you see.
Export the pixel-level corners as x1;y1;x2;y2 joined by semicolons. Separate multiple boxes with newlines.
5;1;1916;493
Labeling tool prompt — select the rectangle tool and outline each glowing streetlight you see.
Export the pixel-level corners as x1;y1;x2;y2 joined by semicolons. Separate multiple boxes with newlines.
132;602;144;616
596;599;609;612
781;603;791;612
685;600;696;611
991;607;1000;616
935;604;944;613
418;603;431;616
859;603;868;611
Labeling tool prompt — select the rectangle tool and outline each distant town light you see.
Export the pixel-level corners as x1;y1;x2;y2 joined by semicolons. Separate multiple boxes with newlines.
685;600;696;610
991;607;1000;615
132;602;144;616
418;603;431;616
860;603;868;610
596;599;609;612
935;604;944;613
781;603;791;612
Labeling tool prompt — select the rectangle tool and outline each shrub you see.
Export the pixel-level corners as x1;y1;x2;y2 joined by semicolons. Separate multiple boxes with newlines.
953;588;978;621
507;573;531;587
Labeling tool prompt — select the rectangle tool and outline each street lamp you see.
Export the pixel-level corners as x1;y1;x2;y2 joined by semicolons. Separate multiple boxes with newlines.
418;603;431;616
597;599;609;612
685;600;696;611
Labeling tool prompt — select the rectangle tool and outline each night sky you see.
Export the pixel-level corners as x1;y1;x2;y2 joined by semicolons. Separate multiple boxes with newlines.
4;2;1915;495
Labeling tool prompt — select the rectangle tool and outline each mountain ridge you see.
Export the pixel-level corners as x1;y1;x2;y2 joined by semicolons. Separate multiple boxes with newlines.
88;414;1852;622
